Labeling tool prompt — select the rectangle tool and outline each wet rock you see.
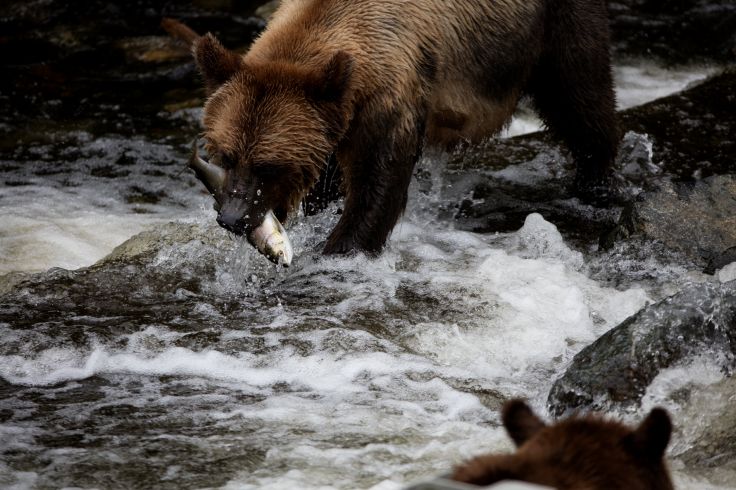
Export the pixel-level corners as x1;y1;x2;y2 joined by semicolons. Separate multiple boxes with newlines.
0;223;229;337
446;68;735;251
439;135;620;247
104;222;221;263
601;175;736;267
619;68;736;180
598;69;736;269
676;376;736;484
608;0;736;63
547;280;736;416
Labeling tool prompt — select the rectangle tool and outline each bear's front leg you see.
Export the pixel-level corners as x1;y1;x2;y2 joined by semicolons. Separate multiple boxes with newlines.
323;109;425;255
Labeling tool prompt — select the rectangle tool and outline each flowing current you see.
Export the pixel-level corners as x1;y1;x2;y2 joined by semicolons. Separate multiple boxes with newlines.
0;63;732;489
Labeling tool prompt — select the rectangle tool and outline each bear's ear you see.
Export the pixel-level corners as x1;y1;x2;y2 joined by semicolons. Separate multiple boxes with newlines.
313;51;354;102
502;399;546;447
193;33;243;93
628;408;672;461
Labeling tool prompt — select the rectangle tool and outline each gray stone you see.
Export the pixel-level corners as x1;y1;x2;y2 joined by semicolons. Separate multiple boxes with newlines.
547;280;736;416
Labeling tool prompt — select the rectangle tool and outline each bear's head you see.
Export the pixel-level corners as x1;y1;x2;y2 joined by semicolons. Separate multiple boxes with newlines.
452;400;674;490
191;33;354;245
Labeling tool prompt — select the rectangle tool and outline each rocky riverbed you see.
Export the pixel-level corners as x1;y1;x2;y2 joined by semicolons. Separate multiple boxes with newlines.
1;0;735;489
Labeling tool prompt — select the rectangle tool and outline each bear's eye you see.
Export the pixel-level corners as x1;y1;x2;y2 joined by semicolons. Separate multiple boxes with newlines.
219;154;237;169
253;163;282;180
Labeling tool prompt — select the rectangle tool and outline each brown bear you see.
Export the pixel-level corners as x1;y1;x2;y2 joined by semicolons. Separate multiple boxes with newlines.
164;0;619;259
452;400;674;489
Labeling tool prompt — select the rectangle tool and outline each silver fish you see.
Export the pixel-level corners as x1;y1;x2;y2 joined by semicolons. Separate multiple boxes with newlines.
249;210;294;266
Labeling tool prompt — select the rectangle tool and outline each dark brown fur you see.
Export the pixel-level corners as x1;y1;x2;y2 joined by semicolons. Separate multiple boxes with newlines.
165;0;619;254
452;400;674;490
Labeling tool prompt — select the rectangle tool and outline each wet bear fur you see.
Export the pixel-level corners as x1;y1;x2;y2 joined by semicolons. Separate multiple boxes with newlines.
167;0;620;255
452;400;674;490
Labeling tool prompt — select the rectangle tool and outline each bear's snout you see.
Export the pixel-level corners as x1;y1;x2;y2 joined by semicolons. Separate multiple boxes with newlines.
216;198;254;235
216;211;247;234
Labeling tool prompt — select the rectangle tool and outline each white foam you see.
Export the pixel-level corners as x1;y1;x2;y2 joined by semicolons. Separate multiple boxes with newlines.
0;341;483;423
0;203;165;274
0;211;658;487
500;115;544;138
640;356;727;415
613;63;715;110
220;414;510;490
512;213;585;269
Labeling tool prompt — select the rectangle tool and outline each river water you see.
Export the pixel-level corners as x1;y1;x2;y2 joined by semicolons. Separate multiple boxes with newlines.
0;63;733;489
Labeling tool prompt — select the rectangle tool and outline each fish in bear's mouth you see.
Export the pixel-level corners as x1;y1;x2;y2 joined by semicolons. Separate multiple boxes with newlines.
188;141;294;266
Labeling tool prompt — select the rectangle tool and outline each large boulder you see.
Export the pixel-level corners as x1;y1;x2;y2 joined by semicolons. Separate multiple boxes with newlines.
547;280;736;416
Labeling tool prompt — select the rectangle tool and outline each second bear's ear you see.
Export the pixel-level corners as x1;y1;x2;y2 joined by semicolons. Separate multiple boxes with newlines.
628;408;672;461
502;399;546;447
193;33;243;93
313;51;354;102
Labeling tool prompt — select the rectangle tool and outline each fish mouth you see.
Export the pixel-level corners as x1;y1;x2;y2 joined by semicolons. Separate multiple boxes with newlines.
189;141;293;266
248;210;294;267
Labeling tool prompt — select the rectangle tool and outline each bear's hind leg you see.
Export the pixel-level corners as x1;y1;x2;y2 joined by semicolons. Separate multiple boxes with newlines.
528;1;620;202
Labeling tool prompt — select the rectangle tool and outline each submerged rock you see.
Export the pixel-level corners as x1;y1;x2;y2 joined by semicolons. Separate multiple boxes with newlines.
547;280;736;416
601;175;736;267
676;376;736;484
